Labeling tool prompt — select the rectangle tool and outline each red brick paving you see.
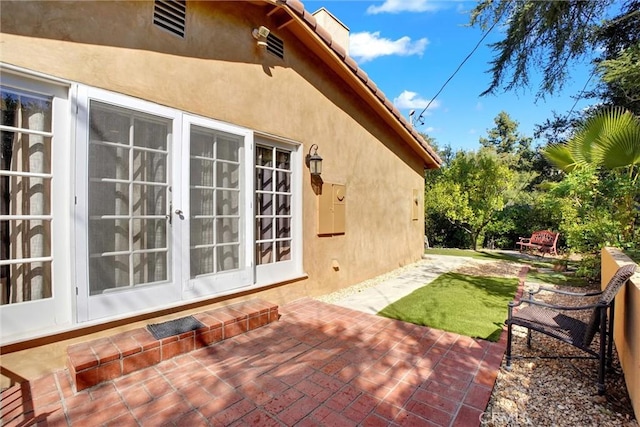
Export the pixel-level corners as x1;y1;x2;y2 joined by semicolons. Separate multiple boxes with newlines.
1;298;513;426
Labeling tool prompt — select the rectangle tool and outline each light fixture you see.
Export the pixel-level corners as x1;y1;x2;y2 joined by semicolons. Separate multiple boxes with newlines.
251;25;271;44
307;144;323;177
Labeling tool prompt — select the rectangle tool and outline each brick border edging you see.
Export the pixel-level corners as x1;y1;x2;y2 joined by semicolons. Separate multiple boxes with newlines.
492;265;530;357
66;299;278;391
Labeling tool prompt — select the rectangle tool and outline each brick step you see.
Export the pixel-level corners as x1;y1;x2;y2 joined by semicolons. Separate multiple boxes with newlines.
66;299;278;391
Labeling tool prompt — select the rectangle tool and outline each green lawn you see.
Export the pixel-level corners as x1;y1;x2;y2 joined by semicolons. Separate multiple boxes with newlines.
377;272;519;342
424;248;554;268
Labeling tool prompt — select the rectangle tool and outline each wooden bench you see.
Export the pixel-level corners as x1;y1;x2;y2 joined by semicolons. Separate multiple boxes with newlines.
516;230;559;256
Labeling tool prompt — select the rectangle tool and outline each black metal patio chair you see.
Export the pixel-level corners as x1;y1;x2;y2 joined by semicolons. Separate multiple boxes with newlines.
505;263;637;395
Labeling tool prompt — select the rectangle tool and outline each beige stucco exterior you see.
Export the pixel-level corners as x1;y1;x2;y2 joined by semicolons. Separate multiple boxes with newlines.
0;0;438;382
601;248;640;419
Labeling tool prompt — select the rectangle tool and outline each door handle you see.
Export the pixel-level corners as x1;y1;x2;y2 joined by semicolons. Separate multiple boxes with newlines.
175;209;184;220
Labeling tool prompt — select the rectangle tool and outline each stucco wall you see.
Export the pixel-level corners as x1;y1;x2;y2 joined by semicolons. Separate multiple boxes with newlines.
0;1;425;313
601;248;640;419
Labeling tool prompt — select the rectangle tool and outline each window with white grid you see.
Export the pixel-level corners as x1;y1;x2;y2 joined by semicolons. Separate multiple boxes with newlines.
1;87;53;305
255;145;292;265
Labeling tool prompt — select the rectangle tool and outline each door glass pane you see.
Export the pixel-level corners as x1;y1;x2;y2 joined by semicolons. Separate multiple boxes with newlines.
88;101;170;295
1;87;53;305
217;190;239;215
257;217;273;240
256;242;272;264
217;244;239;271
89;255;129;294
217;161;239;189
191;247;214;276
189;126;242;278
89;219;129;254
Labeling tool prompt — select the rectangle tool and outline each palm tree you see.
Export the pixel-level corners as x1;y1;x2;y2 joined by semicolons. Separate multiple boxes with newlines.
542;106;640;244
543;106;640;181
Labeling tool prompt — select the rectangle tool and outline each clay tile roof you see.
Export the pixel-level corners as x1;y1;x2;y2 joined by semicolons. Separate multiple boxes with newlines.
355;67;368;84
366;79;378;94
343;56;359;73
285;0;305;16
314;25;332;45
280;0;442;167
300;8;317;29
331;41;347;60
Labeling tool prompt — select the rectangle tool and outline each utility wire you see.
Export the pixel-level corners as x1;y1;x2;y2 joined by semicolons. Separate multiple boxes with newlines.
563;7;640;121
416;12;504;126
565;67;596;120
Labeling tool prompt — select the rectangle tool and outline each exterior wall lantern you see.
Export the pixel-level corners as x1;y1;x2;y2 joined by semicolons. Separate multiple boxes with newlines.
307;144;323;177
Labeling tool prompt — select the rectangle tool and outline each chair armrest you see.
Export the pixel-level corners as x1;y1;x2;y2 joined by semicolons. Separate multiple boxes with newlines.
529;286;602;298
518;237;531;243
515;298;604;311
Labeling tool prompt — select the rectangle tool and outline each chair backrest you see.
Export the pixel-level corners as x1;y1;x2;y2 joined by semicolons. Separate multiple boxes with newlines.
583;264;637;346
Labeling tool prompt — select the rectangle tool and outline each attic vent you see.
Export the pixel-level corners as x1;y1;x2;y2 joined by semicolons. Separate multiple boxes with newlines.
266;33;284;59
153;0;186;38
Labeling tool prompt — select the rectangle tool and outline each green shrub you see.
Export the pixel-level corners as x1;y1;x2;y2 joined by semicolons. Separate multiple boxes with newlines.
575;255;601;283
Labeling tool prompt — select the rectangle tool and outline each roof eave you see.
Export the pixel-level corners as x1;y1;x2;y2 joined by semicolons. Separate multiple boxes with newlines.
261;0;442;169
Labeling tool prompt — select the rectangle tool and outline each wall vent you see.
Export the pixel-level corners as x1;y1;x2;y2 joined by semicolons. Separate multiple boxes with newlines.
153;0;186;38
267;33;284;59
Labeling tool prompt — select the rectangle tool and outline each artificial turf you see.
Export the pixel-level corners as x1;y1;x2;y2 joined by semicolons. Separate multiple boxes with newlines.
377;272;519;342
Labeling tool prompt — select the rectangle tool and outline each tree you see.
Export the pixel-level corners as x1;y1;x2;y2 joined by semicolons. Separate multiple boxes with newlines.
420;132;454;167
479;111;535;174
480;111;531;154
469;0;613;97
597;43;640;113
543;106;640;247
591;1;640;114
424;148;515;249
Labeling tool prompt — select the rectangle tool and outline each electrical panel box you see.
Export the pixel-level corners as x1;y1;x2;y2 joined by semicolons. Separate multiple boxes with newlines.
318;183;346;235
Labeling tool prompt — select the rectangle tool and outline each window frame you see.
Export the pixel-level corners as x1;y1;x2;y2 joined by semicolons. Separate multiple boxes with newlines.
253;135;303;286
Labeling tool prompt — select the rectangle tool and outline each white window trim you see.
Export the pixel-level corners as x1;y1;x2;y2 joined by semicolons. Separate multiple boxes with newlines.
253;136;304;286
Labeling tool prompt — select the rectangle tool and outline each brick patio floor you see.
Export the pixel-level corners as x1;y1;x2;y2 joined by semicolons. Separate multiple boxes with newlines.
1;298;507;426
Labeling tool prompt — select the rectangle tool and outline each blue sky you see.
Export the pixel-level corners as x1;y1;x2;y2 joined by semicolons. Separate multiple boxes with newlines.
306;0;602;152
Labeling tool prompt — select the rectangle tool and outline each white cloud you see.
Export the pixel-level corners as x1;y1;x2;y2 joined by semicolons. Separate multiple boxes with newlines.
468;128;477;134
475;102;483;111
424;126;436;133
367;0;442;14
393;90;439;110
350;32;428;63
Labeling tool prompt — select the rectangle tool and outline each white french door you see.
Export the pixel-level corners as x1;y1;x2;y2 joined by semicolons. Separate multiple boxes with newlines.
0;70;72;341
76;88;253;322
180;115;253;299
76;89;181;321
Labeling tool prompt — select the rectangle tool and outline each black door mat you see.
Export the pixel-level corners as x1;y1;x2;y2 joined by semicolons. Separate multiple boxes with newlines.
147;316;205;340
